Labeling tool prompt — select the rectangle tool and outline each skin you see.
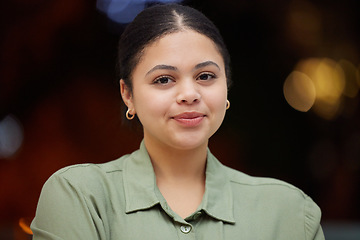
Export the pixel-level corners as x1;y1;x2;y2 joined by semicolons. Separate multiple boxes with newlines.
120;30;228;218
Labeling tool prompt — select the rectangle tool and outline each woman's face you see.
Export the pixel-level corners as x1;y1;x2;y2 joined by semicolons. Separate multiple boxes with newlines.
121;30;228;151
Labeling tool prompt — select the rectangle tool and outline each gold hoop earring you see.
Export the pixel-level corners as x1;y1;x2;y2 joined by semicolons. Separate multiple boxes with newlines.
226;100;230;110
126;109;135;120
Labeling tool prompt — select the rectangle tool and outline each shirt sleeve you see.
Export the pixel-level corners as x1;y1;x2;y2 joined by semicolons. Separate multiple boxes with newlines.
304;196;325;240
31;172;105;240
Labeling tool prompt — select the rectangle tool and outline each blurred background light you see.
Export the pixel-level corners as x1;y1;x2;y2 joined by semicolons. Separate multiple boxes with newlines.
18;218;32;235
311;58;345;104
96;0;183;23
338;59;359;98
285;0;322;49
283;71;316;112
288;57;351;120
0;115;24;159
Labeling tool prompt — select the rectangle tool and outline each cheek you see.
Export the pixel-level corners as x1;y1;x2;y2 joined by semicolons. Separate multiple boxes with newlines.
133;90;170;120
205;87;228;110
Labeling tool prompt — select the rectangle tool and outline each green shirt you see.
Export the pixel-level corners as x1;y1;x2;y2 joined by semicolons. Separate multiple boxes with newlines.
31;141;324;239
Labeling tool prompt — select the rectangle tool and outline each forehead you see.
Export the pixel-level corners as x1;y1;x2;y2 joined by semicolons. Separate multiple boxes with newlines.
135;30;225;71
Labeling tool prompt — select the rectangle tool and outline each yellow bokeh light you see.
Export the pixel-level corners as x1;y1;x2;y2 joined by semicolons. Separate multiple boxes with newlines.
289;57;347;120
311;58;345;102
283;71;316;112
311;98;342;120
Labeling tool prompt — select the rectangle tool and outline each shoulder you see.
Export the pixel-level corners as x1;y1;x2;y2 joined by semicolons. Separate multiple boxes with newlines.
57;154;129;176
224;165;307;198
223;166;323;238
31;155;135;239
44;154;130;193
224;166;316;209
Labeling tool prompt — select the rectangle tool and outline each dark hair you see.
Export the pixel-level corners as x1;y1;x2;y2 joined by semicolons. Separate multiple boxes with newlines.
117;3;231;91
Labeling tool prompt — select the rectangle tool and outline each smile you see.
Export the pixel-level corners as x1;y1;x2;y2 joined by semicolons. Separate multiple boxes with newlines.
171;112;206;127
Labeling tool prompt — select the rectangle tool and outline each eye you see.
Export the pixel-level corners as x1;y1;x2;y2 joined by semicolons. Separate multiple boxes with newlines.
153;76;174;85
197;72;216;81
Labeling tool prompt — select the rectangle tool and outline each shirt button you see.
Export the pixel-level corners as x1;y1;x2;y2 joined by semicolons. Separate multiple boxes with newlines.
180;225;192;234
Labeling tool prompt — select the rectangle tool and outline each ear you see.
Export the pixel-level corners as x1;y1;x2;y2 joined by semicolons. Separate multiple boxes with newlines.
120;79;134;110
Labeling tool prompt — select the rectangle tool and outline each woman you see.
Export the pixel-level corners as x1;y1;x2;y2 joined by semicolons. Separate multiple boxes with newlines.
31;4;325;239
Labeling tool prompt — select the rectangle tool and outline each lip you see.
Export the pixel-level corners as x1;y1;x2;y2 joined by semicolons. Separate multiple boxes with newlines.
171;112;206;127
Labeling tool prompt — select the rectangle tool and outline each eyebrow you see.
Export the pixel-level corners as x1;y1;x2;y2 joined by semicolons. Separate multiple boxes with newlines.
194;61;220;71
145;61;221;76
146;65;178;76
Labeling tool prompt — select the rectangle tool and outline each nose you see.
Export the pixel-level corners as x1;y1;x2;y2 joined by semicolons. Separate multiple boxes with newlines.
176;80;201;104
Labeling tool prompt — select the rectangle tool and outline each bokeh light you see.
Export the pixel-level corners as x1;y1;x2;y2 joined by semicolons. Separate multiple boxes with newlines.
96;0;183;23
18;218;32;235
283;57;360;120
285;0;322;49
0;115;24;159
310;58;345;120
283;71;316;112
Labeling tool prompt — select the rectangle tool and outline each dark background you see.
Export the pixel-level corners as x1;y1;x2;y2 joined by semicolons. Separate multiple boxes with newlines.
1;0;359;239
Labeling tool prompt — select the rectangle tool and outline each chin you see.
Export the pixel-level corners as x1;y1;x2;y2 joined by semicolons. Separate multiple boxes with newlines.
169;136;209;151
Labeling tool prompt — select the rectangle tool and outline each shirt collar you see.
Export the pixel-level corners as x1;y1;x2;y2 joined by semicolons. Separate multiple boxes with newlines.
202;149;235;224
123;140;235;224
123;141;159;213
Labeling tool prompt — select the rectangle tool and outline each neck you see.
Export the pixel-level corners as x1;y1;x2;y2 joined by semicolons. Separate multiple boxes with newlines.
144;137;208;183
143;136;208;218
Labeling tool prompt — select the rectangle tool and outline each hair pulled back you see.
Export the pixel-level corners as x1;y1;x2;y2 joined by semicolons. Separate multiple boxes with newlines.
117;4;231;91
